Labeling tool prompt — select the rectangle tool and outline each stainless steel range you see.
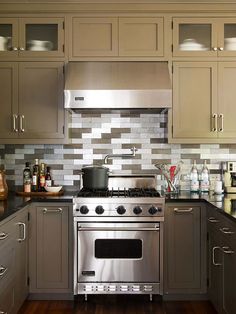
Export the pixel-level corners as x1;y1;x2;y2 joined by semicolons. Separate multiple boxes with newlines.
73;175;164;300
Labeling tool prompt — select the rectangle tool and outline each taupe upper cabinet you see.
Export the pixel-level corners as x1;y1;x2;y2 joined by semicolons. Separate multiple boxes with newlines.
171;61;236;142
0;17;65;58
119;17;164;56
70;16;164;58
173;18;236;57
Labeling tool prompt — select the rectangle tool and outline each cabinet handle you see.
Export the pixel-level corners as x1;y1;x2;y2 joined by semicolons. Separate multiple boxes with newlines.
173;207;193;213
212;246;222;266
208;217;219;223
43;208;63;214
212;47;218;51
12;46;18;51
16;222;26;242
19;47;25;51
0;232;8;240
19;115;25;132
0;311;7;314
218;47;224;51
212;113;217;132
222;246;234;254
0;266;8;277
220;227;234;235
12;114;18;132
218;114;224;132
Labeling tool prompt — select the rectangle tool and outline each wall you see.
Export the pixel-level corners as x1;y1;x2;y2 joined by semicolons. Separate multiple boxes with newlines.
0;111;233;191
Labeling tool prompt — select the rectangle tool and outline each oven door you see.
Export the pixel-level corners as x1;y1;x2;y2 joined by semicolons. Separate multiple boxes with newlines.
76;222;160;283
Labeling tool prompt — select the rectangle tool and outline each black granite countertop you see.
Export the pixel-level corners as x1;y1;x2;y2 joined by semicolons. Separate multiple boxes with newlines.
0;190;235;224
165;191;236;222
0;191;74;223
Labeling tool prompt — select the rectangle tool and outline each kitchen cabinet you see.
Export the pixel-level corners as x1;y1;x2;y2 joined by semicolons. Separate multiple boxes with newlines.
171;61;236;142
119;17;164;57
69;16;164;58
0;61;66;143
0;216;15;314
0;17;65;59
173;17;236;57
164;203;207;295
70;17;118;57
207;206;236;314
28;203;72;296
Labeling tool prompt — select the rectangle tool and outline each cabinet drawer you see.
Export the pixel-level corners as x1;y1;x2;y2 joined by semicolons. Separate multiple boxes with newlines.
0;278;15;314
0;245;15;290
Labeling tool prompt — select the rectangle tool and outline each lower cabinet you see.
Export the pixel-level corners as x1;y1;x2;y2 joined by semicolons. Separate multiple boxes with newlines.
207;206;236;314
164;202;207;295
28;203;72;297
0;206;28;314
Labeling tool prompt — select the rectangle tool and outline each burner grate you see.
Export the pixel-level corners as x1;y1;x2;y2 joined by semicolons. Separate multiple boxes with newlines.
77;188;161;198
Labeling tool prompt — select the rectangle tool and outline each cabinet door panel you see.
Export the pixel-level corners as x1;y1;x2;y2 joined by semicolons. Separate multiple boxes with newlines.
0;18;18;57
36;206;69;289
173;62;217;139
0;62;18;139
18;62;64;139
71;17;118;57
0;279;15;314
218;62;236;138
119;17;163;56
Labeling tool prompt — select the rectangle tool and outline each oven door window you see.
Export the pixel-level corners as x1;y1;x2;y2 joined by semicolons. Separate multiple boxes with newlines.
95;239;142;259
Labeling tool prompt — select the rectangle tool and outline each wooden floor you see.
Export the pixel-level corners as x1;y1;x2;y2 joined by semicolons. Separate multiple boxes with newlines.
18;295;217;314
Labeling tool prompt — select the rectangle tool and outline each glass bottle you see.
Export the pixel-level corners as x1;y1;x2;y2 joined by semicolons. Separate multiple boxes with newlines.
190;160;199;192
23;162;32;193
39;162;46;191
200;160;210;193
32;158;39;192
45;166;52;187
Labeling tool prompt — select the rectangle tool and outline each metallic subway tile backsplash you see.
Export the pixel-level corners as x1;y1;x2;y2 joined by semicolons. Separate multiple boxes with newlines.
0;112;233;190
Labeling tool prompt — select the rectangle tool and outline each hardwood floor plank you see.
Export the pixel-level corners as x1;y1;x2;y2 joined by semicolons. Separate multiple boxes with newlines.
18;296;217;314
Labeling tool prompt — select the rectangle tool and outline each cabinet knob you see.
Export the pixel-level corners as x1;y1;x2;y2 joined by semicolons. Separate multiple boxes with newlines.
19;47;25;51
218;47;224;51
212;47;218;51
12;47;18;51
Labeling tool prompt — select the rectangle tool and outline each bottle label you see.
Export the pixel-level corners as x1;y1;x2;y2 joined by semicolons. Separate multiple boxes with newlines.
32;175;38;186
45;180;52;187
190;180;199;192
40;176;45;187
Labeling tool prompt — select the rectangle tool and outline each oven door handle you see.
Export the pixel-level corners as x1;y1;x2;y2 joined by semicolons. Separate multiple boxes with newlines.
77;226;160;231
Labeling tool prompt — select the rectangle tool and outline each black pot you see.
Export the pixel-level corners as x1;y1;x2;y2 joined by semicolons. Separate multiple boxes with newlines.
81;165;110;190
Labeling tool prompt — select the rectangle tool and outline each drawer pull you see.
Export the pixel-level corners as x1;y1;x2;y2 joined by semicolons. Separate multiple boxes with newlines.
0;232;8;240
208;217;219;223
17;222;26;242
43;208;63;213
222;246;234;255
220;227;234;235
0;311;7;314
212;246;222;266
174;207;193;213
0;266;8;277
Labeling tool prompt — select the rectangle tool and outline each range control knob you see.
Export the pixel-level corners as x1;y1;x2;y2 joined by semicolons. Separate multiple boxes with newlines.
117;205;126;215
95;205;104;215
148;206;158;215
133;206;142;215
80;205;89;215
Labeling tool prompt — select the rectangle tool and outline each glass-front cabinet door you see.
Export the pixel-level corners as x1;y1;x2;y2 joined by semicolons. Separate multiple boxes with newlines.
173;18;217;56
0;17;64;58
19;18;64;57
218;18;236;56
0;18;18;56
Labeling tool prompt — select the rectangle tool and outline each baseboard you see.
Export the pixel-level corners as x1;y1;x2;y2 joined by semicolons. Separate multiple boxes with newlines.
28;293;74;300
163;293;208;301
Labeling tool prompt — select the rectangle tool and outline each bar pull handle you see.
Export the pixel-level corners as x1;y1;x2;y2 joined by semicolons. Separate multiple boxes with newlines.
222;246;234;254
19;115;25;132
212;246;222;266
174;207;193;213
16;222;26;242
218;114;224;132
43;208;63;214
208;217;219;223
212;113;217;132
0;232;8;240
78;226;160;232
13;114;18;132
220;227;234;235
0;266;8;277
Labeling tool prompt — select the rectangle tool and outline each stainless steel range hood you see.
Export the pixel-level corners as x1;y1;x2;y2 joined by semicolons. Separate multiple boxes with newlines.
64;61;172;110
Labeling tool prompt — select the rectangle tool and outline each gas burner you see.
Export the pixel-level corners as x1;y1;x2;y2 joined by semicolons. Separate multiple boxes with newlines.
77;187;161;198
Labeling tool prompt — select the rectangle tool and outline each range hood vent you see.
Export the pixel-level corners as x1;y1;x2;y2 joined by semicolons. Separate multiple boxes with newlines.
64;61;172;110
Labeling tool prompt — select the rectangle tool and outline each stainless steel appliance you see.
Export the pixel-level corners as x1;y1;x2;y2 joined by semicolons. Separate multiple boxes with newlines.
64;61;172;110
73;175;164;300
224;161;236;193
